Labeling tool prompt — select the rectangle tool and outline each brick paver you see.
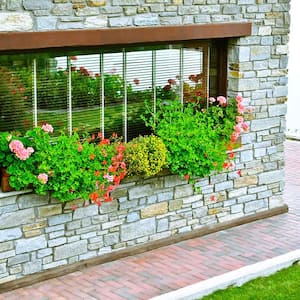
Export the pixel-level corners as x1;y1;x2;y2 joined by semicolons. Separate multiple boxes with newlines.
1;140;299;300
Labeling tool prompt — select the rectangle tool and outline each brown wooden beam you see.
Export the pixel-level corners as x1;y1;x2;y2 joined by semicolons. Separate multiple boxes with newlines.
0;204;287;293
0;22;252;52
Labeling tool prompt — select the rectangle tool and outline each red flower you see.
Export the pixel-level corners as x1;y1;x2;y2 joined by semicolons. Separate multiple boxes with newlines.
184;174;190;181
94;170;100;177
229;151;235;159
90;153;95;160
100;138;110;145
89;192;99;202
237;170;242;176
210;195;216;202
168;78;176;85
163;84;171;91
78;145;83;152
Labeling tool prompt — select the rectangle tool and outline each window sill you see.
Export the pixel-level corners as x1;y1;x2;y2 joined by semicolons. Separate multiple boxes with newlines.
0;188;32;199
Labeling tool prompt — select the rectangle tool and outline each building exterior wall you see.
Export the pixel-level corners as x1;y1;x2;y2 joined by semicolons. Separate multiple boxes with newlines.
0;0;290;283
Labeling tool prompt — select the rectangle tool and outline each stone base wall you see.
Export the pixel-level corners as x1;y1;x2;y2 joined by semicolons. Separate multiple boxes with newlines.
0;167;284;283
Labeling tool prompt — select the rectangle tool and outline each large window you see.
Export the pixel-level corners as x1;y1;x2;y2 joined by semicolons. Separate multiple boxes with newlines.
0;41;225;140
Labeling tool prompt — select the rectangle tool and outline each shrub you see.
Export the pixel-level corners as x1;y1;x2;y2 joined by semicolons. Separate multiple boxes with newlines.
5;126;127;205
125;134;168;178
143;95;249;179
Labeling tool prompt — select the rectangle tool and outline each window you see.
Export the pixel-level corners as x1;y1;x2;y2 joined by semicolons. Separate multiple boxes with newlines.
0;40;226;140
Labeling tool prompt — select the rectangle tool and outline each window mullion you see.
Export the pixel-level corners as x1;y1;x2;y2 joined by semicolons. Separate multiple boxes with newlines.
67;56;72;135
33;58;38;128
152;50;156;116
100;53;105;138
123;49;127;143
179;47;184;104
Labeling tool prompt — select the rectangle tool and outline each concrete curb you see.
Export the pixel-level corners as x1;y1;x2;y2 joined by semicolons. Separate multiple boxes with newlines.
150;249;300;300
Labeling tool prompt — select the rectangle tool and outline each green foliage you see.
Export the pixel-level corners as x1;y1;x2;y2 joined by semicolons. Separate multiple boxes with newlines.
4;126;126;204
125;134;168;177
143;98;239;179
0;66;26;131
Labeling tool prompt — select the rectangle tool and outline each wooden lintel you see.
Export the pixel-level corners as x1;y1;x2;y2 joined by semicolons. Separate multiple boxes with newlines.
0;22;252;52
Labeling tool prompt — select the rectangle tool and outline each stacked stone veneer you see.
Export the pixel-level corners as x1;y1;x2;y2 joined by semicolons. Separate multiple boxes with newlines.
0;170;283;283
0;0;290;283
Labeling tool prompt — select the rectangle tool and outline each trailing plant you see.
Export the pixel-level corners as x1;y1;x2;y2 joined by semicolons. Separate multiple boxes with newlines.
125;134;168;178
143;95;249;179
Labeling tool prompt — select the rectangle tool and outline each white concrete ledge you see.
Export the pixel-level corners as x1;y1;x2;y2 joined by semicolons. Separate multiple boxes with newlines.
150;249;300;300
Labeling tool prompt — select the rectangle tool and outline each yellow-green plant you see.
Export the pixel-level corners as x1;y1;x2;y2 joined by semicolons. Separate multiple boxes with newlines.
125;135;168;178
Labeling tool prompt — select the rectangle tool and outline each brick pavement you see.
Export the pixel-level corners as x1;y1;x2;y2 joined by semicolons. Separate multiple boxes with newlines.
1;140;299;300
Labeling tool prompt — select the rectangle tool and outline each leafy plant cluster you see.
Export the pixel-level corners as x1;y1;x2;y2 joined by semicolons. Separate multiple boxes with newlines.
125;135;168;177
0;126;126;205
143;95;249;179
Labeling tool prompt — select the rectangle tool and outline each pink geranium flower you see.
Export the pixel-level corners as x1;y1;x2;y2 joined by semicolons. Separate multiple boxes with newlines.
217;96;227;106
235;94;243;103
38;173;48;184
238;103;245;114
236;116;244;123
42;124;53;133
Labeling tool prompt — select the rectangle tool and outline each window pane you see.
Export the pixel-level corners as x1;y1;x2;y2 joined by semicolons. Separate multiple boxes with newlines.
155;47;180;102
126;50;153;140
183;46;208;105
0;56;33;132
36;56;68;133
70;54;101;135
103;52;124;139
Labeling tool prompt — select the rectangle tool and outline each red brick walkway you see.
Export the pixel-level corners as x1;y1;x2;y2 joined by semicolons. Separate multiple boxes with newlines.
1;140;300;300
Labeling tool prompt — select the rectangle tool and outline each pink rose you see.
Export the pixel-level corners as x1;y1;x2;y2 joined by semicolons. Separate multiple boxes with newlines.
209;97;216;103
42;124;53;133
38;173;48;184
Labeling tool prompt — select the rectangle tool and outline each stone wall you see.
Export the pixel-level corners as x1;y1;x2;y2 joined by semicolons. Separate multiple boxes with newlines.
0;0;290;284
0;170;284;283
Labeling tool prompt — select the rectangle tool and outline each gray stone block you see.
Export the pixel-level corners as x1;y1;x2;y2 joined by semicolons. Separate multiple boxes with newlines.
48;213;72;226
215;181;233;192
0;208;35;229
36;16;57;30
245;199;268;213
23;261;42;275
16;236;47;254
0;228;22;242
73;205;99;220
54;240;87;261
52;3;73;15
259;170;284;185
104;232;119;246
128;184;153;200
251;117;280;131
157;219;168;232
23;0;51;10
7;254;29;266
174;185;193;199
0;250;15;260
134;15;159;26
121;218;155;242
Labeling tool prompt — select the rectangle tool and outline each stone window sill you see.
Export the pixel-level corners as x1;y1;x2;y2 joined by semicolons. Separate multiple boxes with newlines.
0;188;32;199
